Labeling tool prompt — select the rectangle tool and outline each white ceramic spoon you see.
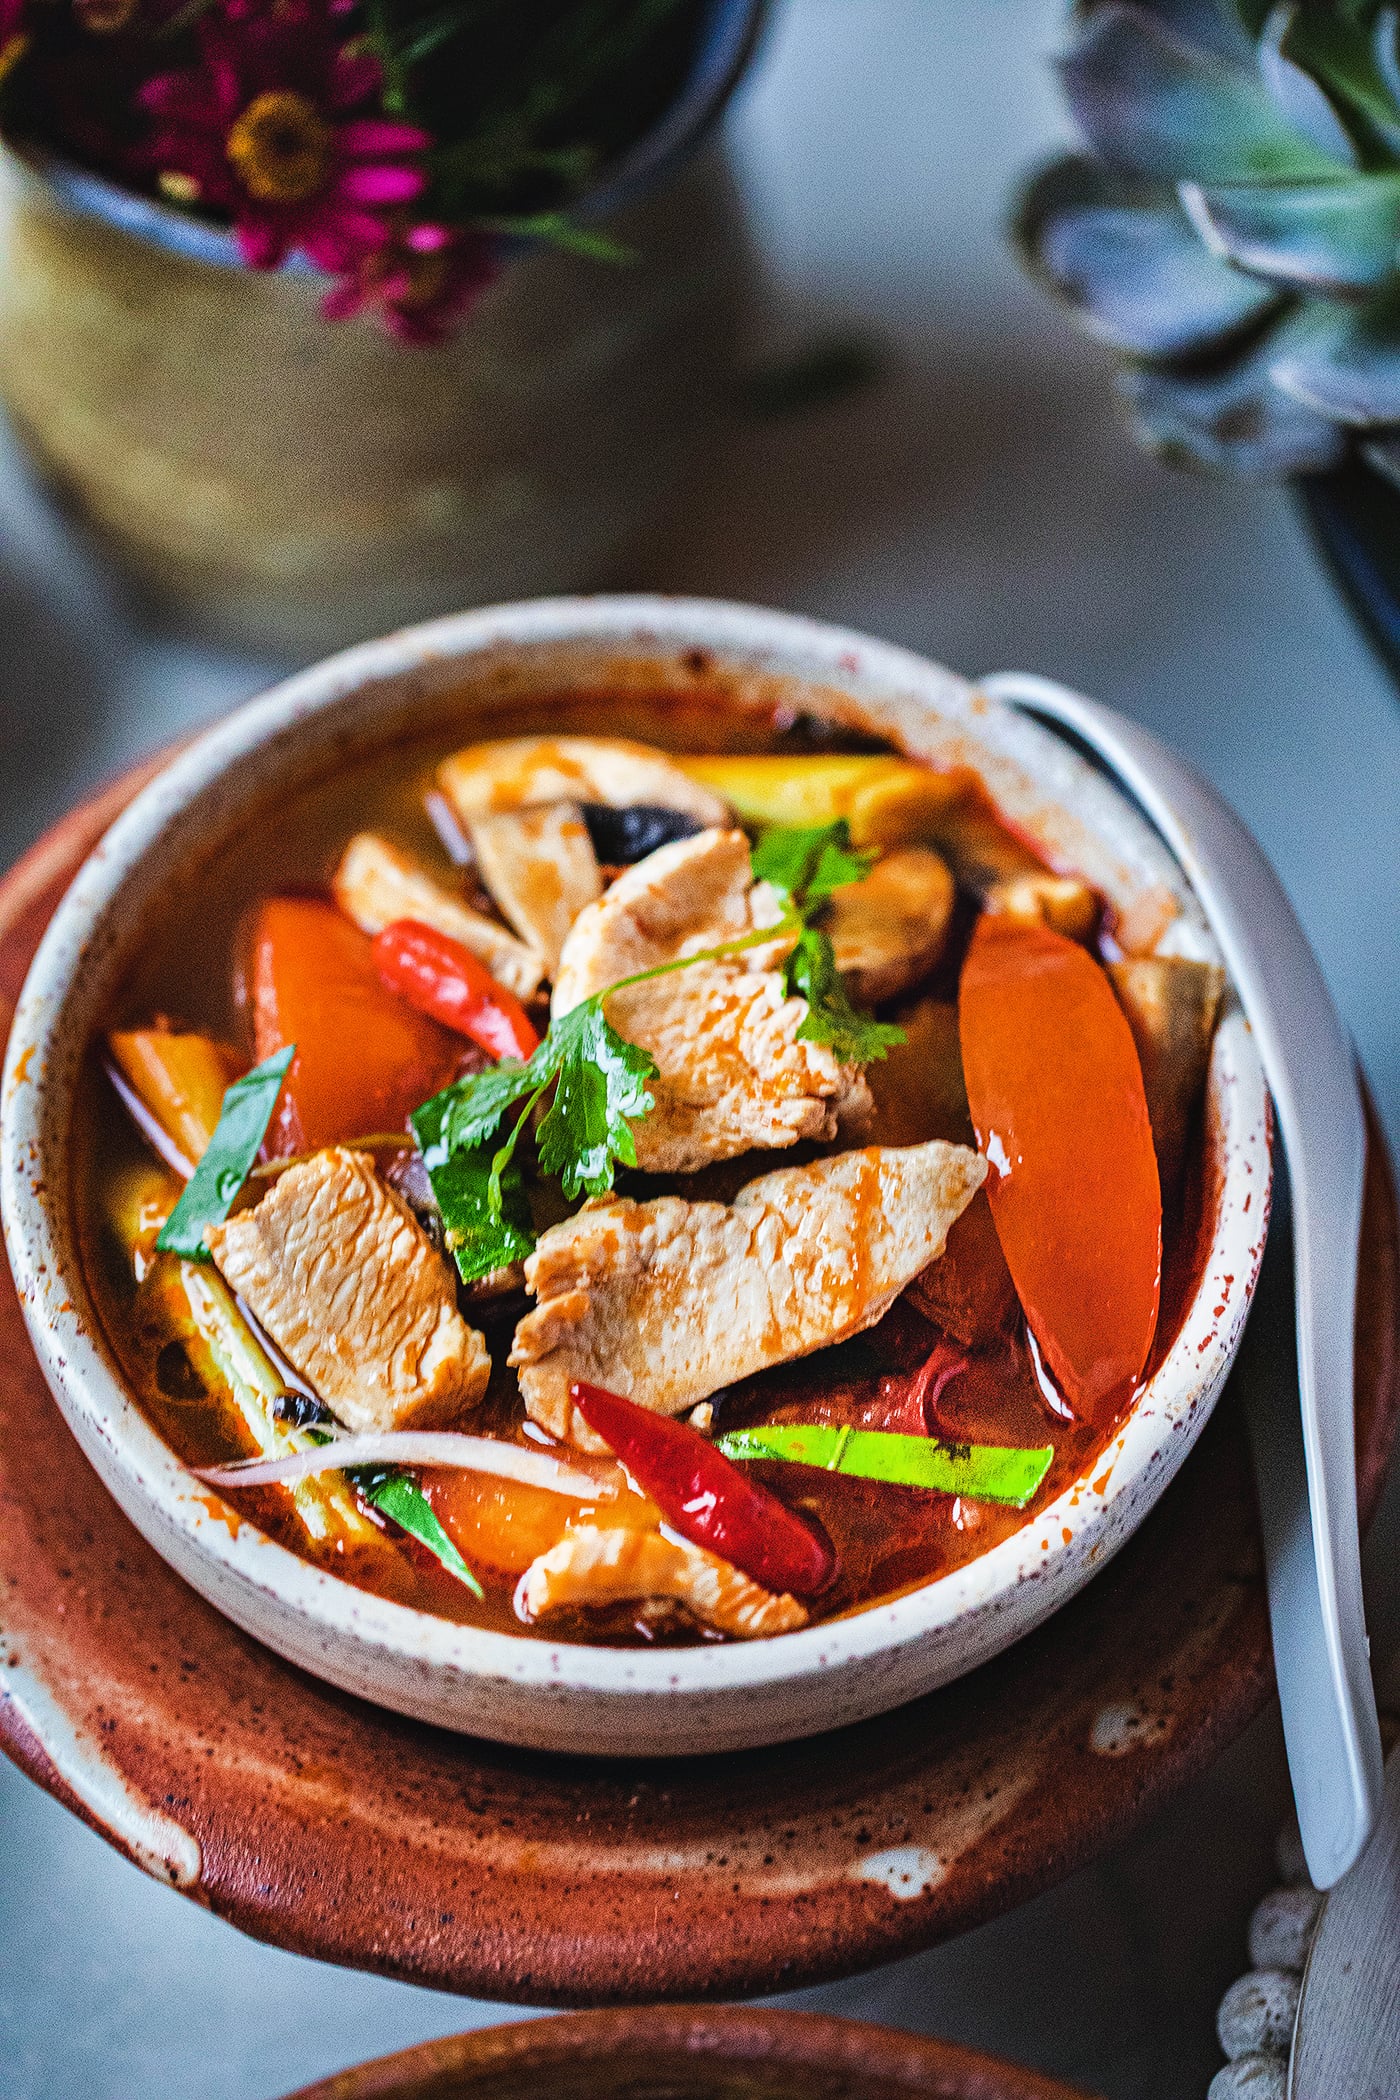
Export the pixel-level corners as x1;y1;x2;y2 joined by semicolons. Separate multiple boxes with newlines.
981;671;1383;1889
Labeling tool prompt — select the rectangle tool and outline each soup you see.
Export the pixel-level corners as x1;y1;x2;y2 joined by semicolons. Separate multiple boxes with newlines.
77;687;1222;1646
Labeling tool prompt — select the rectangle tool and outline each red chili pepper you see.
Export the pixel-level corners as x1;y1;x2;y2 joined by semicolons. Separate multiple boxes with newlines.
372;919;540;1064
570;1381;835;1599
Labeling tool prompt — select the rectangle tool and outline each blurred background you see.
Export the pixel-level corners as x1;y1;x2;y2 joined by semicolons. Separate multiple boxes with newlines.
0;2;1397;2096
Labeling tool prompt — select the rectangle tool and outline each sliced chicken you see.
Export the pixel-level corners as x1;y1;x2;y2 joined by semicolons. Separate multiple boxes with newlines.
511;1139;987;1442
552;827;870;1173
205;1147;490;1433
1109;957;1225;1196
516;1524;807;1638
826;845;955;1003
332;832;544;1001
438;736;730;827
467;801;602;975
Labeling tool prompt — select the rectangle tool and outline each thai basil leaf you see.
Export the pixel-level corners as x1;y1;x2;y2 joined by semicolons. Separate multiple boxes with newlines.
354;1467;484;1599
156;1044;296;1261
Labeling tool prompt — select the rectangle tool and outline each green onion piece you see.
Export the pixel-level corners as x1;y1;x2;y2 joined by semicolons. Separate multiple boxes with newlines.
716;1424;1055;1510
156;1044;296;1261
357;1469;485;1600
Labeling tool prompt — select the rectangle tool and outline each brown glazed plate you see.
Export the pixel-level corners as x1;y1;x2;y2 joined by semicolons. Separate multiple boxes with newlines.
280;2007;1098;2100
0;766;1396;2005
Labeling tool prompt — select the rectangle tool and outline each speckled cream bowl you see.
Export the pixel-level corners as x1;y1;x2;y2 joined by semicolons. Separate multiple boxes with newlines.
0;597;1271;1756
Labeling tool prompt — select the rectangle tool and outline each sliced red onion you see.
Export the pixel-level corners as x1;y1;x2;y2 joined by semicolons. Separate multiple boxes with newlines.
195;1432;615;1501
104;1060;195;1180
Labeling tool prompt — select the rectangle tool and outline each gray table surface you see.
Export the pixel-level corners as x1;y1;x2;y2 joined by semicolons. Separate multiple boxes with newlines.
2;4;1398;2096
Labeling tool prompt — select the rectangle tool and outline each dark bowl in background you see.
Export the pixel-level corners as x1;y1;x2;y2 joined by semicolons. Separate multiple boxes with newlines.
282;2007;1098;2100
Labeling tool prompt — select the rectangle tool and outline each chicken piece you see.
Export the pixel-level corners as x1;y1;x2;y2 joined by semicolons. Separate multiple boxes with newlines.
205;1147;490;1433
438;736;729;827
511;1139;986;1442
332;832;544;1001
1109;957;1225;1196
826;846;955;1003
466;801;602;974
983;872;1100;944
516;1524;807;1639
552;827;870;1172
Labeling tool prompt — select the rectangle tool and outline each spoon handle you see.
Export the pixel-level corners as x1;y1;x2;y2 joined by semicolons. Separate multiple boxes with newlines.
982;672;1382;1887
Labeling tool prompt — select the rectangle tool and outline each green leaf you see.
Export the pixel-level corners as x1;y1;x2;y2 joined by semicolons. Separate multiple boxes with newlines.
534;998;657;1199
786;927;906;1065
411;1079;533;1282
357;1469;485;1598
750;820;874;907
156;1045;296;1261
716;1424;1055;1510
428;1057;538;1157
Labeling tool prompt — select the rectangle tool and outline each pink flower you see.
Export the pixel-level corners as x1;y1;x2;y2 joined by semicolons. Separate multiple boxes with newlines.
321;219;500;344
138;0;430;273
0;0;28;87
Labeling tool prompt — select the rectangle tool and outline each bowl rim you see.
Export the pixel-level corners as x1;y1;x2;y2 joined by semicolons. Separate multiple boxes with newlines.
0;593;1272;1714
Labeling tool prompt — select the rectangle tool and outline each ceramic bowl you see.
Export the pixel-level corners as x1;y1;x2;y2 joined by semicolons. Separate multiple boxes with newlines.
280;2007;1096;2099
0;596;1271;1756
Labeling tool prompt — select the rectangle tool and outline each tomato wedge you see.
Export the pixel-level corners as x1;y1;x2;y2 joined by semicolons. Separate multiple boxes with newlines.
251;896;460;1155
958;915;1161;1423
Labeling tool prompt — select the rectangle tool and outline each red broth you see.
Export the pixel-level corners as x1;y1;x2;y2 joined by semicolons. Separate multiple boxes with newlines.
74;686;1214;1644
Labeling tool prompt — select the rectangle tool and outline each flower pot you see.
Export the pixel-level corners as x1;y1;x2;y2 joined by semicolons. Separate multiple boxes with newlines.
0;140;756;655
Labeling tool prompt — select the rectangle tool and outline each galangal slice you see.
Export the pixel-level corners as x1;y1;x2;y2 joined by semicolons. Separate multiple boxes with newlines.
206;1147;490;1434
516;1524;808;1638
551;827;871;1173
510;1138;986;1444
466;801;602;975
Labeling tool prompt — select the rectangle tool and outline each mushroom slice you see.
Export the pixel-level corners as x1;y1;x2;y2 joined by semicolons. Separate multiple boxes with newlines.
826;846;955;1003
333;832;545;1001
437;736;730;827
466;801;602;976
510;1139;986;1442
516;1524;807;1638
983;872;1100;943
205;1147;491;1434
1109;957;1225;1197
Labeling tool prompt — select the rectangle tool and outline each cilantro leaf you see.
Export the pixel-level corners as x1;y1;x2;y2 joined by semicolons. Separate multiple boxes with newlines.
534;998;657;1199
437;1057;537;1155
411;1080;534;1282
786;925;906;1065
750;820;874;907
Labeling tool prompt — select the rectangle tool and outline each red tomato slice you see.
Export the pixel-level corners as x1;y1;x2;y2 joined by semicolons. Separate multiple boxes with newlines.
958;915;1161;1423
251;896;460;1156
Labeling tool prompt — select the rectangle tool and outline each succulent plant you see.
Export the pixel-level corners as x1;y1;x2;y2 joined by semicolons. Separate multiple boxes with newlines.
1016;0;1400;478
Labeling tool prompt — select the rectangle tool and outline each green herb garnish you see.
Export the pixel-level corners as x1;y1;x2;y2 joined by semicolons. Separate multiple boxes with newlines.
413;820;903;1269
156;1045;295;1261
352;1466;485;1599
786;923;908;1065
716;1424;1055;1510
751;820;906;1066
412;1087;534;1286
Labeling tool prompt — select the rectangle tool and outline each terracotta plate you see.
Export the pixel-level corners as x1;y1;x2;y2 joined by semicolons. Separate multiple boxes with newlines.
1;771;1396;2005
282;2007;1098;2099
